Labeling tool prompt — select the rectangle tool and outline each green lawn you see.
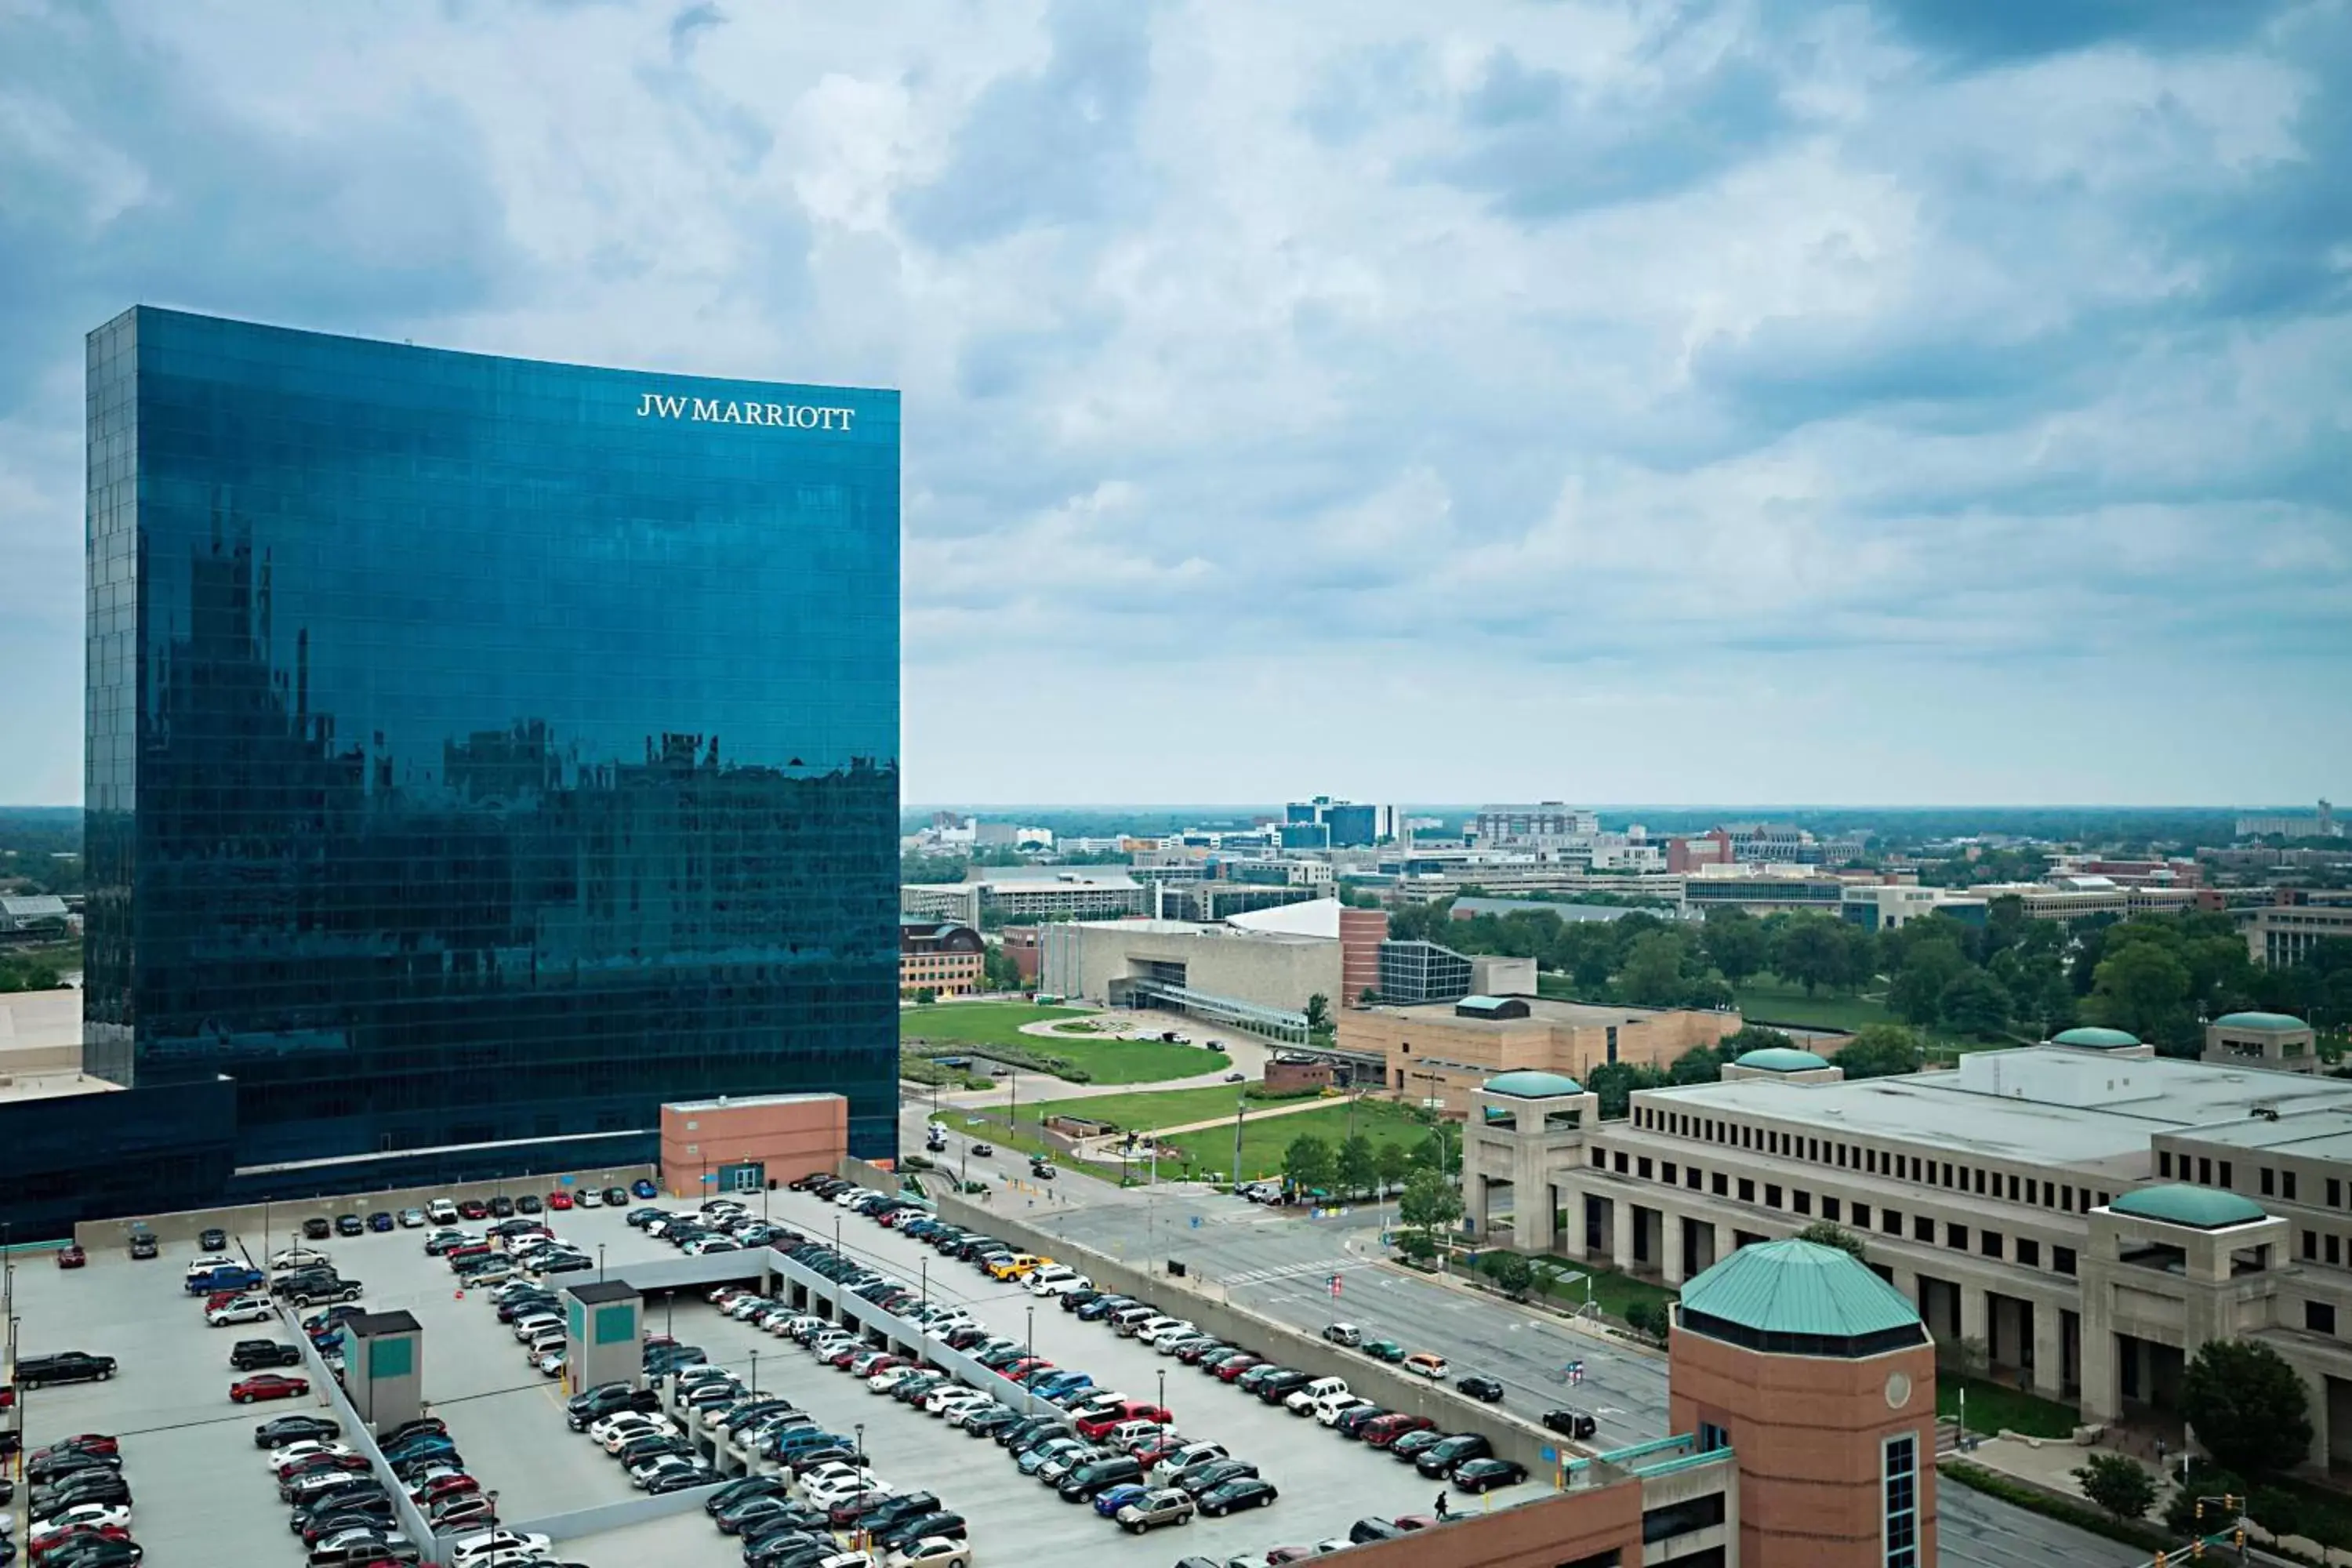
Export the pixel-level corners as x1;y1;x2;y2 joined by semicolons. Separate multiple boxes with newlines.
1022;1084;1323;1134
900;1001;1227;1083
1938;1374;2078;1440
1154;1098;1432;1185
1730;975;1896;1033
1534;1256;1679;1323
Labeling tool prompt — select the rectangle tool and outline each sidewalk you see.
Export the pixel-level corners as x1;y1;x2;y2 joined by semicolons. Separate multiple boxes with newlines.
1957;1434;2352;1566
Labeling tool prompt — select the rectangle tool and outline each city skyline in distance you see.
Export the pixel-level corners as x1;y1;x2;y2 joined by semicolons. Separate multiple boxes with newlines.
1;2;2346;806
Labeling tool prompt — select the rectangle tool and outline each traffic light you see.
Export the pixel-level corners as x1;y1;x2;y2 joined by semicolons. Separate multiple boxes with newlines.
2191;1539;2204;1559
2224;1494;2240;1510
2194;1500;2204;1523
2234;1528;2246;1548
2154;1550;2169;1566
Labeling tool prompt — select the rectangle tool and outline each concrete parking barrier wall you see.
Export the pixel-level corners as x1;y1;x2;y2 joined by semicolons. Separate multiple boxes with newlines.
74;1165;660;1250
505;1486;723;1543
926;1190;1564;1478
285;1304;441;1563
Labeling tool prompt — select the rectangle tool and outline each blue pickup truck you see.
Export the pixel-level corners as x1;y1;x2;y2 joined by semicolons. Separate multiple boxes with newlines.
186;1264;267;1295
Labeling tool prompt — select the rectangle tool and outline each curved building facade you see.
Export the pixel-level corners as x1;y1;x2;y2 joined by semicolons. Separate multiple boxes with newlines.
83;307;902;1185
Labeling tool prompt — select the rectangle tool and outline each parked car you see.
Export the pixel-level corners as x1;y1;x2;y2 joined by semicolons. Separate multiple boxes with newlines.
1321;1323;1361;1347
333;1214;365;1237
1196;1477;1279;1516
1413;1433;1494;1478
367;1211;395;1232
1402;1353;1449;1380
231;1373;310;1403
56;1245;88;1269
16;1354;116;1388
200;1227;229;1250
1115;1488;1198;1533
1456;1374;1505;1403
254;1414;340;1447
1451;1457;1530;1493
230;1339;304;1370
302;1218;332;1240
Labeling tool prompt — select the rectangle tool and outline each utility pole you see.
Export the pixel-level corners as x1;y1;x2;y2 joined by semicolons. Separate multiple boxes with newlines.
1232;1094;1247;1190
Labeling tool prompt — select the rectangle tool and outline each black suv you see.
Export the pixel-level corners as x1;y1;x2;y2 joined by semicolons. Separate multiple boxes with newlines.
230;1339;303;1370
1457;1374;1505;1403
1541;1407;1598;1439
16;1352;117;1388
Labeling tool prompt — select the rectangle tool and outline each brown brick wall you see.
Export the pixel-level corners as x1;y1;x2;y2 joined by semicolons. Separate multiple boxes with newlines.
1669;1329;1938;1568
1334;1476;1643;1568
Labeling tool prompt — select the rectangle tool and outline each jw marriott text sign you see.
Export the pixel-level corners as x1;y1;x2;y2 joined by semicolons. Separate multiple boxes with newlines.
635;392;855;431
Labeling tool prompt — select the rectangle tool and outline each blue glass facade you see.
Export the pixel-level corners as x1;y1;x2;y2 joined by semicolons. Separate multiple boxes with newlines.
85;307;900;1185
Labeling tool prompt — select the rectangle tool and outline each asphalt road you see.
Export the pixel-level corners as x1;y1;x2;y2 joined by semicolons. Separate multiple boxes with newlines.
907;1097;2156;1568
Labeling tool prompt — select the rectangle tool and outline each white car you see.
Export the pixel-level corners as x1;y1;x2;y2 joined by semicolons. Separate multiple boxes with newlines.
183;1254;240;1278
804;1472;890;1509
269;1247;332;1272
684;1236;741;1255
575;1188;603;1208
1144;1322;1199;1352
207;1299;275;1327
1028;1271;1089;1297
593;1415;676;1452
1149;1441;1229;1484
268;1440;354;1473
1285;1376;1349;1415
511;1312;563;1341
28;1504;132;1544
818;1555;875;1568
535;1348;565;1377
629;1453;697;1489
867;1365;917;1393
397;1208;427;1228
887;1540;970;1568
922;1385;985;1415
426;1200;459;1225
524;1330;565;1362
448;1530;553;1565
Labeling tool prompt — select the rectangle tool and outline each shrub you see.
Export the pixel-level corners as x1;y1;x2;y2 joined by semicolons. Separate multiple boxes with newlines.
2072;1453;2156;1522
2161;1468;2248;1537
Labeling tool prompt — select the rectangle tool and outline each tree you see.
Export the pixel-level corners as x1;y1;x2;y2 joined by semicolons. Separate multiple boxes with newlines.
1396;1169;1463;1246
913;988;937;1005
1622;1299;1669;1340
1337;1134;1377;1200
1835;1024;1922;1080
1889;939;1969;1025
2162;1468;2249;1537
1792;1221;1865;1259
1281;1134;1335;1196
1480;1251;1534;1298
1618;931;1691;1006
1937;969;2013;1039
1394;1229;1438;1265
1374;1141;1410;1195
981;946;1025;993
2073;1453;2157;1523
1773;915;1852;996
1357;987;1379;1007
1669;1045;1726;1086
1303;993;1332;1033
1720;1024;1798;1055
2180;1339;2314;1479
1700;909;1769;986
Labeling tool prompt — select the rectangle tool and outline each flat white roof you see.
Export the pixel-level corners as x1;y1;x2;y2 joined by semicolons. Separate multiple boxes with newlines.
664;1091;842;1112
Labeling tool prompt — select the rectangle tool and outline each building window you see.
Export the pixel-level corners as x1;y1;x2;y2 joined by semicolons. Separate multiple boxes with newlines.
1700;1421;1730;1453
1853;1202;1871;1228
2007;1174;2020;1202
2219;1163;2232;1191
2061;1187;2074;1213
2303;1229;2318;1261
2285;1171;2299;1203
1712;1172;1728;1197
1687;1167;1702;1191
1639;1157;1653;1181
2053;1246;2077;1276
1980;1231;2003;1259
1794;1191;1813;1216
1824;1196;1842;1222
1882;1208;1900;1236
2328;1234;2341;1268
2330;1177;2343;1208
1591;1149;1607;1170
1613;1152;1629;1175
2264;1167;2277;1197
1662;1162;1677;1185
2160;1151;2173;1178
1914;1215;1934;1243
1884;1433;1919;1568
1766;1185;1784;1210
2200;1157;2213;1185
1948;1223;1970;1251
1738;1178;1756;1204
2308;1301;2338;1337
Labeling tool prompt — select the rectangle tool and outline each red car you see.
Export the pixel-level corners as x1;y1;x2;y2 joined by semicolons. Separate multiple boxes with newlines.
457;1200;490;1221
29;1525;133;1562
56;1245;86;1269
411;1474;479;1504
1360;1413;1434;1448
546;1191;574;1210
34;1434;120;1460
230;1372;310;1403
1007;1357;1053;1379
826;1345;862;1369
1214;1356;1263;1382
1076;1401;1171;1440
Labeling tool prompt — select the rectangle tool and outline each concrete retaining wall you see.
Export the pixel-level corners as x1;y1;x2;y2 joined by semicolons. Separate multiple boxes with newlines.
507;1481;722;1541
927;1190;1566;1476
73;1165;659;1250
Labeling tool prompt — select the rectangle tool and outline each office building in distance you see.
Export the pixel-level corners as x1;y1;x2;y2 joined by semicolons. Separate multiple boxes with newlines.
40;306;900;1229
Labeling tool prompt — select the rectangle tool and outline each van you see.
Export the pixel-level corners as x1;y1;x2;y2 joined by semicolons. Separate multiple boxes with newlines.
1109;1306;1156;1336
1403;1352;1449;1381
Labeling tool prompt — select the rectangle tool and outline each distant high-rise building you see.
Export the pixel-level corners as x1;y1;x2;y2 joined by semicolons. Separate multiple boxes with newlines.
1283;796;1384;848
84;307;901;1188
1473;803;1599;847
2238;800;2341;840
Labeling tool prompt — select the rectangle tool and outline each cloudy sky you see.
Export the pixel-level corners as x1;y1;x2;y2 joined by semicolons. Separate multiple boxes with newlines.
2;0;2347;808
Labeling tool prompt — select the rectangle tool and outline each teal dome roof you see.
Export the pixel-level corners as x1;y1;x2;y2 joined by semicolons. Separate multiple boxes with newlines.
2052;1026;2142;1049
1677;1240;1926;1355
2111;1185;2269;1230
1483;1069;1584;1099
1736;1047;1831;1073
2214;1011;2309;1032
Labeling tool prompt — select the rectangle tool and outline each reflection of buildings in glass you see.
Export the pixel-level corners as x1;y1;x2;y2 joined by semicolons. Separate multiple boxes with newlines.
86;307;901;1173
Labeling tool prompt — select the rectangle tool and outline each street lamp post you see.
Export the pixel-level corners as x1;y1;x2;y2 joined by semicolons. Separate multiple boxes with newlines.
1025;1305;1036;1417
1156;1367;1166;1417
750;1348;760;1399
920;1257;928;1308
597;1243;606;1284
854;1423;866;1463
1232;1094;1248;1189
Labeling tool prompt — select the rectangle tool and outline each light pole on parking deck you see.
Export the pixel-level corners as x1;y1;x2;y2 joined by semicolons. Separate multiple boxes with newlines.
1156;1367;1166;1417
1025;1305;1036;1417
750;1348;760;1399
597;1243;605;1284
